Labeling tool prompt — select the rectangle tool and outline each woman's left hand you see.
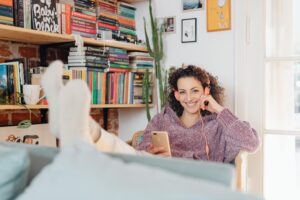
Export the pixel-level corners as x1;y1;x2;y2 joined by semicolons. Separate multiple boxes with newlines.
199;95;224;113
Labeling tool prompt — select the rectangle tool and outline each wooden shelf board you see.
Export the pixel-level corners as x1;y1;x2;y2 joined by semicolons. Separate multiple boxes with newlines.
83;38;147;52
0;104;154;110
130;68;153;72
0;25;73;45
0;24;147;51
0;105;49;110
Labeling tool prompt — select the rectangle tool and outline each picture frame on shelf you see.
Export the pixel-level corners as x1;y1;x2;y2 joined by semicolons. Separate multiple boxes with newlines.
182;0;205;12
0;124;57;147
181;18;197;43
157;16;176;33
207;0;231;32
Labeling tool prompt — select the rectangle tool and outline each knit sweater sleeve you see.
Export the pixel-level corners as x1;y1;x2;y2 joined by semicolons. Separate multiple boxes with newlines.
217;108;260;162
135;112;162;151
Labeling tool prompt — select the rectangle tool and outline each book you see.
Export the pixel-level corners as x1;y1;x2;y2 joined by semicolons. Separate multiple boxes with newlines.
61;3;72;34
31;0;59;33
56;3;61;33
0;64;8;104
6;58;30;85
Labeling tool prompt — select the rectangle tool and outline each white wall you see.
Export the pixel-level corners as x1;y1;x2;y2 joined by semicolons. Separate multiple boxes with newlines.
119;0;235;141
119;1;265;197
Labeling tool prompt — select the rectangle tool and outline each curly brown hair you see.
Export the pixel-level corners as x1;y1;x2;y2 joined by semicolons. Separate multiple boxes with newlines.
168;65;224;117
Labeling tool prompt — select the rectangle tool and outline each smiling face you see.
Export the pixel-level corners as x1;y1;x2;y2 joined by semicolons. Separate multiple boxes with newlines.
174;77;204;115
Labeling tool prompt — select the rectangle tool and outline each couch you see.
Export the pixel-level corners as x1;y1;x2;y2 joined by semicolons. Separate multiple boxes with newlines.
0;141;263;200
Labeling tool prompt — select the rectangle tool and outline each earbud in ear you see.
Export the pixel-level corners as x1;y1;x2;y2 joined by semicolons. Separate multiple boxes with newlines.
204;86;210;95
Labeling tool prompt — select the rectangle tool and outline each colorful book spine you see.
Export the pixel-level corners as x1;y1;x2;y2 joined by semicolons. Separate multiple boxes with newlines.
72;11;96;21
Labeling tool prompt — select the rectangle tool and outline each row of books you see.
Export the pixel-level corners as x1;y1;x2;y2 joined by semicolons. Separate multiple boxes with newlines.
67;45;153;71
118;2;137;43
4;0;138;43
0;58;153;105
0;0;13;26
97;0;119;40
68;46;109;69
70;0;97;38
64;68;152;104
129;52;154;69
0;59;31;104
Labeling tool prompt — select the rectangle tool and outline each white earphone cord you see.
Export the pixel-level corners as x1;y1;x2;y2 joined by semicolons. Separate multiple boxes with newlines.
200;116;210;160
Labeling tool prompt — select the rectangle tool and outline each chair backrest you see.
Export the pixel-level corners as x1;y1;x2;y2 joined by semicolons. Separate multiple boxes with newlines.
131;130;144;148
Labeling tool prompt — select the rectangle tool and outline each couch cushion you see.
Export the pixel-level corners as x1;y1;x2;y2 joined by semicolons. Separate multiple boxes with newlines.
108;152;236;188
0;142;59;185
17;141;261;200
0;145;30;200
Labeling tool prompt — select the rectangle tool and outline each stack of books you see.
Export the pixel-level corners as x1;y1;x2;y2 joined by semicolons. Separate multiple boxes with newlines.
117;2;137;43
0;61;26;104
67;46;109;70
107;47;129;71
57;1;72;34
71;0;97;38
96;0;118;40
133;72;152;104
0;0;13;25
128;52;154;69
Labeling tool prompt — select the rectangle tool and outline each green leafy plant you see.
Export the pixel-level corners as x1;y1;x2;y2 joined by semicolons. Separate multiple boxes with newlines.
143;0;167;121
142;69;151;121
15;92;38;128
0;93;32;127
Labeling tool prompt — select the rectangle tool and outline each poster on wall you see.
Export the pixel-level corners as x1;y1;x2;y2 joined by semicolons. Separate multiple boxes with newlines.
207;0;231;32
182;0;205;12
0;124;57;147
31;0;59;33
181;18;197;43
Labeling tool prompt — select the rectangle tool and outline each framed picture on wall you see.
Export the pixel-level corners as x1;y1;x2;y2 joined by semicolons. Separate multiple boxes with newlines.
207;0;231;32
181;18;197;43
157;17;176;33
157;16;176;33
182;0;205;12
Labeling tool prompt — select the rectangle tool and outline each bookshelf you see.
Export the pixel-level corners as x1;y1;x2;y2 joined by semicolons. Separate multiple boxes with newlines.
0;24;147;52
0;0;154;137
0;24;154;110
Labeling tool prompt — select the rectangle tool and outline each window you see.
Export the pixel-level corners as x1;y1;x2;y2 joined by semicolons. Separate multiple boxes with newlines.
264;0;300;199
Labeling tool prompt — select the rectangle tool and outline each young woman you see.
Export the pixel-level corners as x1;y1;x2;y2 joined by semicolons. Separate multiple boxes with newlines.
136;65;259;162
42;61;259;163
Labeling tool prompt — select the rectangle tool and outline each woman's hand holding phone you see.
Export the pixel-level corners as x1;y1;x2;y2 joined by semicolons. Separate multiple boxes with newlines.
147;144;171;157
148;131;172;157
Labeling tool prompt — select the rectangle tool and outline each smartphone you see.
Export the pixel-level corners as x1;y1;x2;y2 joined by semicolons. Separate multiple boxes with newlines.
151;131;171;155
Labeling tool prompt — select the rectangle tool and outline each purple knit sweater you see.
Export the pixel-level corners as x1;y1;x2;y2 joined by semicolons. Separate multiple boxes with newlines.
136;106;260;163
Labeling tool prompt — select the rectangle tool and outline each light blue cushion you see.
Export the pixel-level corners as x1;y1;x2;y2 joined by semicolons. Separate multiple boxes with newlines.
108;152;236;188
0;145;30;200
0;142;59;185
18;141;262;200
